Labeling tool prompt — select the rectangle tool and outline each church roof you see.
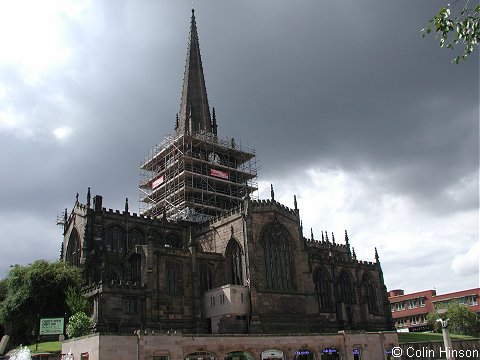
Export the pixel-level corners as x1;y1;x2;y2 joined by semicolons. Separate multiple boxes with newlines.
176;9;214;135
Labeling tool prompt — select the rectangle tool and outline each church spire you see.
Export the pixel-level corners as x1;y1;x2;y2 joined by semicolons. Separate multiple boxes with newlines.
177;9;212;135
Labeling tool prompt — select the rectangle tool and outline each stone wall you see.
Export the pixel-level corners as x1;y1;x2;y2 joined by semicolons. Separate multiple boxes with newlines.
62;331;399;360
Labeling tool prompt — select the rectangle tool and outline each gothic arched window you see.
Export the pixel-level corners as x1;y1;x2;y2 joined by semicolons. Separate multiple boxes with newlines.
361;272;378;313
261;223;293;290
165;233;182;248
127;229;144;250
151;230;164;246
313;267;332;310
225;238;243;285
199;262;213;292
166;261;181;294
130;254;142;283
338;270;356;304
66;228;81;266
106;226;126;252
108;268;121;281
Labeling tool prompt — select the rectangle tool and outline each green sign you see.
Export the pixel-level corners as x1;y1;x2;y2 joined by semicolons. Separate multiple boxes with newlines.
39;318;64;335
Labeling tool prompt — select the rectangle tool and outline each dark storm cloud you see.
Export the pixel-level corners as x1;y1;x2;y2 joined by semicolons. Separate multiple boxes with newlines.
198;1;478;216
0;0;477;280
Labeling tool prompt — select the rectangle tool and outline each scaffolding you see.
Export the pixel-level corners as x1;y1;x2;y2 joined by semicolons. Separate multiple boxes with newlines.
139;131;258;222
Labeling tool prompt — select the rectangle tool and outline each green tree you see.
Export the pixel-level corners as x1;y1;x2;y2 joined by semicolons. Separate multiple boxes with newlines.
0;279;7;303
0;260;83;346
427;302;480;337
422;0;480;63
65;287;89;315
66;312;91;339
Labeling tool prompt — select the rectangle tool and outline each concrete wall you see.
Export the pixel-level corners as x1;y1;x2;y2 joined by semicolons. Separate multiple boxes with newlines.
62;331;398;360
203;285;251;318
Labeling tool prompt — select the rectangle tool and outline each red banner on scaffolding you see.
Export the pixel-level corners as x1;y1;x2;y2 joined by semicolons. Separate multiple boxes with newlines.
152;176;164;189
210;169;229;180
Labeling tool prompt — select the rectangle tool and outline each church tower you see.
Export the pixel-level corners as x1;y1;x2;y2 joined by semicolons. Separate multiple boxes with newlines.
139;10;258;221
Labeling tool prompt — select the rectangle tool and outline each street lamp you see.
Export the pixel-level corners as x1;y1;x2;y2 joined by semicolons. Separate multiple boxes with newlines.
134;330;141;360
64;349;74;360
436;308;455;360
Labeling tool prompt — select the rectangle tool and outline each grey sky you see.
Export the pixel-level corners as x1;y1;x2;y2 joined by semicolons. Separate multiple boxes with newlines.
0;0;478;294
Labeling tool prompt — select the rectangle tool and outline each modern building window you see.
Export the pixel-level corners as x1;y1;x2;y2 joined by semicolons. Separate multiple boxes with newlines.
261;223;293;290
408;300;417;309
419;298;426;307
470;295;478;305
166;261;181;294
395;302;405;311
314;267;332;310
225;238;243;285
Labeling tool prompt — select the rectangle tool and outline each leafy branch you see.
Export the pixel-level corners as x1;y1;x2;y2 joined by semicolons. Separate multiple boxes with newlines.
421;0;480;63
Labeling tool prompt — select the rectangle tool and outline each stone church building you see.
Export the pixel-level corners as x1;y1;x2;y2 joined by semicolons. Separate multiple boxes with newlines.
61;10;394;336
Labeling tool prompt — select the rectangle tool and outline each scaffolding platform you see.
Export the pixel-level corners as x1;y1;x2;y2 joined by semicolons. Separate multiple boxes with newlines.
139;131;258;221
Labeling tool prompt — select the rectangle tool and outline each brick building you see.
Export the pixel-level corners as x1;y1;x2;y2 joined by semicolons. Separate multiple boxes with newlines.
388;288;480;332
61;10;394;336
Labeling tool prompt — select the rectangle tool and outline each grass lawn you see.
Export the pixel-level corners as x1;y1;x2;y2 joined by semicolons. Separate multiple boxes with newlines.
398;332;479;344
26;341;62;353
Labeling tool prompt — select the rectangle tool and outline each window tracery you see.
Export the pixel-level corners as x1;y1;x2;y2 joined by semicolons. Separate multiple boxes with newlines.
261;223;293;290
166;261;181;294
338;271;356;304
106;226;126;252
361;272;378;313
313;267;332;310
66;228;81;266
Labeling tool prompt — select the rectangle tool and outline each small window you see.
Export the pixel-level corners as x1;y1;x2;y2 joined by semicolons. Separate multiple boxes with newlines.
81;353;89;360
125;297;138;314
152;356;169;360
419;298;426;307
470;295;478;305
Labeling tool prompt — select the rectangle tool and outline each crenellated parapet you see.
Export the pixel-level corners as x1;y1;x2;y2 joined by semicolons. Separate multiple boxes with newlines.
250;198;298;222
